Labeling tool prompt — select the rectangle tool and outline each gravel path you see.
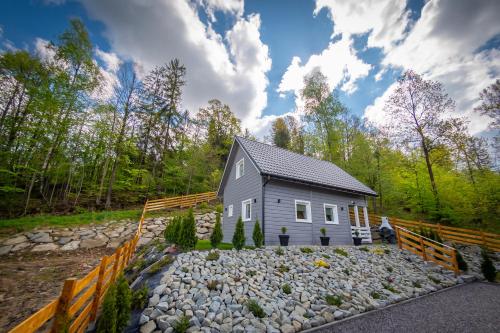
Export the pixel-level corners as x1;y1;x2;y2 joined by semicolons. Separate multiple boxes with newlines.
307;282;500;333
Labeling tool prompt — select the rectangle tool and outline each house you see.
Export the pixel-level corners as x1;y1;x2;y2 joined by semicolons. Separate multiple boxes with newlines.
217;136;377;246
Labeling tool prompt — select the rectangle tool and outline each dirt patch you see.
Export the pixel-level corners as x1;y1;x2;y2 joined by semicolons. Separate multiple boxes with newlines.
0;248;115;332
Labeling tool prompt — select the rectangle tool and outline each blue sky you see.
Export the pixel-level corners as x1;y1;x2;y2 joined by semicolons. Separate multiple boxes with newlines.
1;0;499;137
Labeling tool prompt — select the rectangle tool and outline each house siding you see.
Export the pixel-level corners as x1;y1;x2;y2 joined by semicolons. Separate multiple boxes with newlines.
222;144;262;246
264;180;366;246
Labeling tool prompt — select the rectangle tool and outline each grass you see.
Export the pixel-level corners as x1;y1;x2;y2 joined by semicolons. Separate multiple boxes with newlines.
359;246;369;252
195;240;233;251
278;264;289;273
206;251;220;261
246;299;266;318
370;291;381;299
325;294;342;306
382;283;398;293
172;315;190;333
334;248;348;257
274;247;284;255
148;256;172;274
300;247;313;253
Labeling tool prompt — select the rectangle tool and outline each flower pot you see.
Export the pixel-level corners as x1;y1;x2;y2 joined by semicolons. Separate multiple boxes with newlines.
353;237;363;246
279;235;289;246
320;236;330;246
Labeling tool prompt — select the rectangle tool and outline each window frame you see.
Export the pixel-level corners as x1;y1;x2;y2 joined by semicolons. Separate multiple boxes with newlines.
295;199;312;223
228;204;233;217
242;199;252;221
235;158;245;179
323;203;339;225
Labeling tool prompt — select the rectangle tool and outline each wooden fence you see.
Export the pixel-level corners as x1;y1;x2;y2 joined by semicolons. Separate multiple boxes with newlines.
369;214;500;252
395;226;459;275
8;192;217;333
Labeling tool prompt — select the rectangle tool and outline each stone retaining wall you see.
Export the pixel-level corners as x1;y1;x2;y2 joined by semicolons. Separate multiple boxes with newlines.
0;212;219;255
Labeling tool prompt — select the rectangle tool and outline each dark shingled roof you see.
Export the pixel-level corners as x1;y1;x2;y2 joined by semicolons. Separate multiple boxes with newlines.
236;136;377;196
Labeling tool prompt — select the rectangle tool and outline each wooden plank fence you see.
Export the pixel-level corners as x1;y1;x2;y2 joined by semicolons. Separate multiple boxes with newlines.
395;226;459;275
8;192;217;333
370;214;500;252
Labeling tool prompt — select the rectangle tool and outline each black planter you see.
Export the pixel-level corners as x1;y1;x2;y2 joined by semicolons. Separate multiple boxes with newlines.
320;236;330;246
353;237;363;246
279;235;289;246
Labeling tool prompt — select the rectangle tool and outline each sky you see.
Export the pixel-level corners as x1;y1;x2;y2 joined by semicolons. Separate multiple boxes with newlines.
1;0;499;139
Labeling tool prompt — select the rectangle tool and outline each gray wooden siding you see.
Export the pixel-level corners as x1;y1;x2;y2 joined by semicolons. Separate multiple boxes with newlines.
264;180;366;246
222;144;262;246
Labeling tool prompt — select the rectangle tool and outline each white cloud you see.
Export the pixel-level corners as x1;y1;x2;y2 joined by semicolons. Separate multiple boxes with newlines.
200;0;244;22
365;0;500;134
81;0;271;131
95;47;121;72
34;38;56;62
277;36;372;110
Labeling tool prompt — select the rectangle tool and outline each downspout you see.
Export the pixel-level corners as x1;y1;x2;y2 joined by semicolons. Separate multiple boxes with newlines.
262;175;270;245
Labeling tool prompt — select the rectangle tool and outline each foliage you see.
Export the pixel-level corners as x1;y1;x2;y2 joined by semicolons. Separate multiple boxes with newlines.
274;247;284;256
320;227;327;236
322;254;331;259
325;295;342;306
334;248;348;257
149;256;172;274
314;259;330;268
428;276;441;284
252;219;263;248
370;291;381;299
343;268;350;276
195;239;233;251
454;247;468;271
246;299;266;318
178;209;197;250
206;251;220;261
281;227;287;234
172;315;191;333
210;211;223;248
271;117;291;148
300;247;313;254
278;264;289;273
115;275;132;332
382;283;398;293
282;283;292;294
132;285;149;309
246;270;256;277
480;249;497;282
97;284;117;333
232;216;245;250
164;215;182;244
386;266;393;273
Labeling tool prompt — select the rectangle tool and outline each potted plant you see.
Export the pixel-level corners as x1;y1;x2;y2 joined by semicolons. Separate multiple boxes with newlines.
279;227;289;246
320;228;330;246
352;229;362;246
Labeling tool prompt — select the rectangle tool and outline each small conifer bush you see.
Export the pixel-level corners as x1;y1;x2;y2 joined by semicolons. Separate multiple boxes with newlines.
246;299;266;318
164;215;182;245
325;294;342;306
178;209;197;250
275;247;284;255
172;315;190;333
132;285;149;309
210;211;223;248
454;247;468;271
232;216;246;250
252;219;263;248
115;275;132;332
282;283;292;294
97;284;117;333
206;251;220;261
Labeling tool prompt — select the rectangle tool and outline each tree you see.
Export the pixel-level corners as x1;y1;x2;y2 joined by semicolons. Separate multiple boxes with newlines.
385;70;454;213
474;79;500;129
115;275;132;332
252;219;263;248
178;209;197;250
164;215;182;245
271;117;290;148
97;284;117;333
285;115;305;154
210;210;223;248
232;216;245;250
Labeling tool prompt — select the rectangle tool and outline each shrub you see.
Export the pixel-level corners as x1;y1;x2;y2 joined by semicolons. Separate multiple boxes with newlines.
172;315;190;333
199;202;209;210
334;248;348;257
181;267;189;273
359;246;369;252
164;215;182;245
282;283;292;294
215;204;223;213
149;256;172;274
320;228;326;236
246;299;265;318
370;291;381;299
115;275;132;332
232;216;246;250
281;226;287;234
300;247;313;254
343;268;350;276
481;249;496;282
384;248;390;254
278;264;289;273
210;211;223;248
97;284;117;333
455;247;468;271
206;251;220;261
252;219;263;248
132;285;149;309
382;283;397;293
246;270;256;277
178;209;198;250
386;266;393;273
322;254;331;259
275;247;284;256
325;295;342;306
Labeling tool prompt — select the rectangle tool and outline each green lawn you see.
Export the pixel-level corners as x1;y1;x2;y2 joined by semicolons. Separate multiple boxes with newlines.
195;239;233;251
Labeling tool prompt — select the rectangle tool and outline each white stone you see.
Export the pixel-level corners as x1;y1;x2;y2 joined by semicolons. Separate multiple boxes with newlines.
61;241;80;251
3;235;28;245
32;243;59;252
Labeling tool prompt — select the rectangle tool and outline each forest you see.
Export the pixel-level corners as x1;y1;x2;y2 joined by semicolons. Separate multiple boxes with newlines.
0;19;498;231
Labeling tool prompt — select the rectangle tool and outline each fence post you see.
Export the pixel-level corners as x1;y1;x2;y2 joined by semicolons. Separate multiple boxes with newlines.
480;231;486;248
419;236;427;261
396;227;402;249
437;223;442;238
111;247;122;282
90;256;109;321
51;278;77;332
120;242;130;271
451;248;459;276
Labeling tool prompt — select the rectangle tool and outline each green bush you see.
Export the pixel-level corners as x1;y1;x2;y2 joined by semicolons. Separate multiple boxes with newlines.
370;291;381;299
246;270;256;277
210;211;223;248
455;247;468;271
386;266;393;273
322;254;331;259
115;275;132;332
149;256;172;274
199;202;209;210
246;299;265;318
359;246;369;252
206;251;220;261
252;219;263;248
481;249;496;282
97;284;117;333
178;209;197;250
320;228;326;236
281;226;287;234
300;247;313;254
164;215;182;245
282;283;292;294
132;285;149;309
275;247;284;255
382;283;398;293
325;294;342;306
343;268;350;276
172;315;190;333
334;248;348;257
232;216;246;250
278;264;289;273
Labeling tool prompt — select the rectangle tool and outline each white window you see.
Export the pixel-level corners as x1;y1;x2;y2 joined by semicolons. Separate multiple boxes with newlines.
242;199;252;221
228;205;233;217
324;204;339;224
295;200;312;223
236;158;245;179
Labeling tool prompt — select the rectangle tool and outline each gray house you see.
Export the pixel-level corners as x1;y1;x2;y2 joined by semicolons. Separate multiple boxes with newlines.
217;136;377;246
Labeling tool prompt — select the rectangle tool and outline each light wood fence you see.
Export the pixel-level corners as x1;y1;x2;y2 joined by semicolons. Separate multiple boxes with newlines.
395;226;459;275
8;192;217;333
370;214;500;252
